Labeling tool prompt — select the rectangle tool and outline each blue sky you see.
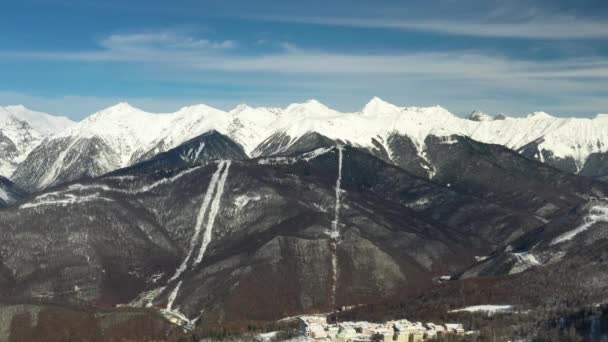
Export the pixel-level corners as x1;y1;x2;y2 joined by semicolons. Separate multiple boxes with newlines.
1;0;607;119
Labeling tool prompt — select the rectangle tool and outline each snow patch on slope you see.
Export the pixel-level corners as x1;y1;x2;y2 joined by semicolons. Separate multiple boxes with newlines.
449;305;514;314
509;252;541;274
551;200;608;245
0;187;10;203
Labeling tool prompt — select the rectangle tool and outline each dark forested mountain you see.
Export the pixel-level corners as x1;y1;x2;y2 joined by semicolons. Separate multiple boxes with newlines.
1;130;607;332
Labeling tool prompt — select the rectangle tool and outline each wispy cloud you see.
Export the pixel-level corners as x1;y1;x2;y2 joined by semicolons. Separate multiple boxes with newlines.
100;32;238;50
2;31;608;79
2;30;608;118
256;15;608;40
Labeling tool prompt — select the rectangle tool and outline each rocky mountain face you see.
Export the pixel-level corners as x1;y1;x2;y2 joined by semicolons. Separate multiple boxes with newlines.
1;130;607;329
579;152;608;182
0;177;25;208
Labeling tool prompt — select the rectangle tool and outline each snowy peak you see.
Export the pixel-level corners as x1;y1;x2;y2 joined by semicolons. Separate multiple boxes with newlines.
361;97;401;115
230;104;254;115
526;111;554;120
64;102;169;143
467;110;494;122
109;102;137;111
175;103;225;116
284;99;337;117
87;102;146;120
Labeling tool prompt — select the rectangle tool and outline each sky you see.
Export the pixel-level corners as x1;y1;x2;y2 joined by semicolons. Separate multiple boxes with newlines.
1;0;608;119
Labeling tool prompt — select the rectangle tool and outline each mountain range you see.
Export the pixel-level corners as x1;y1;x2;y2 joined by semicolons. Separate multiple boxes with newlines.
1;98;608;334
3;98;608;192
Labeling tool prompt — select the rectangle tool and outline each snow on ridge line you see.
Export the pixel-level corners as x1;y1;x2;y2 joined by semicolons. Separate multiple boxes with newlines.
34;165;204;197
18;164;207;209
257;147;335;165
20;193;113;209
21;161;225;212
90;165;204;194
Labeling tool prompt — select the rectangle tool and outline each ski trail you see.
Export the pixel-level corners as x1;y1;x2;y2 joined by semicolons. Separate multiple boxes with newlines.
331;146;343;238
168;161;226;282
551;199;608;245
328;240;338;307
329;146;343;307
166;280;182;310
195;160;232;265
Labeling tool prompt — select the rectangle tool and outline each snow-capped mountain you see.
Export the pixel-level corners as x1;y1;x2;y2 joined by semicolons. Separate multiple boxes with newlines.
255;97;608;176
12;102;282;191
0;105;74;177
10;97;608;191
